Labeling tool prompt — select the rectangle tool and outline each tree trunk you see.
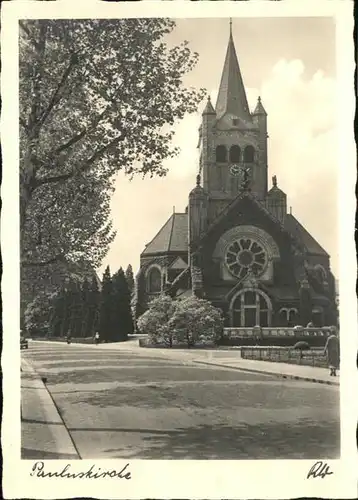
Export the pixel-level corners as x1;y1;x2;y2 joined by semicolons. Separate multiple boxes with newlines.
20;143;38;232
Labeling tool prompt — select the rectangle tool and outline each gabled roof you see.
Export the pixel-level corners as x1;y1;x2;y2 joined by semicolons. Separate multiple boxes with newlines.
284;214;329;257
215;31;251;122
169;256;188;270
141;213;188;256
197;191;304;254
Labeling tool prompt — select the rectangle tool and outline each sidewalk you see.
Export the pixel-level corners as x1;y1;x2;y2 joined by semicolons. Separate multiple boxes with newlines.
193;356;339;386
21;358;80;459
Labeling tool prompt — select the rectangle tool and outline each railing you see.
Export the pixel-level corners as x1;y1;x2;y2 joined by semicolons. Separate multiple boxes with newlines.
223;327;332;339
241;346;327;368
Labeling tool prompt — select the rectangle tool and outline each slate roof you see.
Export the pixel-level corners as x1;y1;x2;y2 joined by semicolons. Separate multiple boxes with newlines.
141;213;188;255
141;207;328;259
284;214;329;257
215;31;251;122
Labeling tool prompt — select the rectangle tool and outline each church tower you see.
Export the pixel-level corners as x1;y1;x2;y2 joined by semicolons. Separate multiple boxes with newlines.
140;19;337;330
199;22;269;223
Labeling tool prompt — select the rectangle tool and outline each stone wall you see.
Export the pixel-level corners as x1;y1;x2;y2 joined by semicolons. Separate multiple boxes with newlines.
221;326;333;347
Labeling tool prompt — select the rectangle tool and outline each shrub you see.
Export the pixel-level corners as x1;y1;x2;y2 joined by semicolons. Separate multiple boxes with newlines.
293;340;310;360
293;341;310;350
137;295;176;347
169;296;223;348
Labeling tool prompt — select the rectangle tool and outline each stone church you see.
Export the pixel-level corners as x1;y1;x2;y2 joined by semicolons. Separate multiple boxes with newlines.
137;28;337;329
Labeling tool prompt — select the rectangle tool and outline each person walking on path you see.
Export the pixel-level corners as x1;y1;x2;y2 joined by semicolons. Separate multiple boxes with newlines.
94;332;100;345
324;327;339;376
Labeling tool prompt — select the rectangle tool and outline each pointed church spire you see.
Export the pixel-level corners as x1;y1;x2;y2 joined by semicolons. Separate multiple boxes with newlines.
215;21;251;121
253;95;267;116
202;96;216;116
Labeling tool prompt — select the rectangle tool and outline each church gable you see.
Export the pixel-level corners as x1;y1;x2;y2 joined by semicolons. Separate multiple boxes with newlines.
169;256;187;270
167;256;189;284
198;193;300;289
200;192;300;252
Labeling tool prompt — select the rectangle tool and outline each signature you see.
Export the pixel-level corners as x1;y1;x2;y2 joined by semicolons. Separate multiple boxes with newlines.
30;461;131;479
307;461;333;479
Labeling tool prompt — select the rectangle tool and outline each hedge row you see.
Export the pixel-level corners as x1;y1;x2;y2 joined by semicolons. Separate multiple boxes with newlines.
219;335;327;348
139;337;327;349
138;338;218;349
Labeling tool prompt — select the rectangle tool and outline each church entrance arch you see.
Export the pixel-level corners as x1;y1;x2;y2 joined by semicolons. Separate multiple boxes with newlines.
230;288;272;327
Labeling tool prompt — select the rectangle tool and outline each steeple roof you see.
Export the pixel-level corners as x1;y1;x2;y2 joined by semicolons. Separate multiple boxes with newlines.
202;96;216;116
253;96;267;116
267;175;286;197
215;28;251;121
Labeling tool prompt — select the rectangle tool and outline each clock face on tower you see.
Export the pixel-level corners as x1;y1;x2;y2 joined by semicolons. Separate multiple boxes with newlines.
229;165;251;192
229;164;241;177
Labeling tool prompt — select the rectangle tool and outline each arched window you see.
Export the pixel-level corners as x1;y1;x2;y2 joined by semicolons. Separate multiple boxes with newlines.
229;145;241;163
216;145;227;163
244;145;255;163
147;267;162;293
231;289;272;327
288;308;298;327
278;308;289;326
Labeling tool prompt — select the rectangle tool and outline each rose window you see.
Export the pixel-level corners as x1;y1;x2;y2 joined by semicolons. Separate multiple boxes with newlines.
225;238;267;278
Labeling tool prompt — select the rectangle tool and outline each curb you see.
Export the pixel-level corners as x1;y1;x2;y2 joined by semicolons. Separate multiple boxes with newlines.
194;360;339;386
21;358;81;459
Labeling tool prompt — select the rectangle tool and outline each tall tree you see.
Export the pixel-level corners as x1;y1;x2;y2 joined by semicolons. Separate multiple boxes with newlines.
80;278;90;338
19;19;205;294
89;275;100;336
133;270;147;320
125;264;135;297
49;287;66;338
60;282;72;337
99;266;113;342
112;268;134;341
67;280;83;337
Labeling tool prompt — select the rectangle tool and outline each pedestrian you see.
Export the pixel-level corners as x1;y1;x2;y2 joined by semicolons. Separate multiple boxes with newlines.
323;327;339;376
94;331;100;345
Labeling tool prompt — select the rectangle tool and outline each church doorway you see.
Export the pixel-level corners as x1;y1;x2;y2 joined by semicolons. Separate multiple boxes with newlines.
230;289;272;327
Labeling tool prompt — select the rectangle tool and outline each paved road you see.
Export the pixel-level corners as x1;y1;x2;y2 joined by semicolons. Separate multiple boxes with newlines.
22;341;340;460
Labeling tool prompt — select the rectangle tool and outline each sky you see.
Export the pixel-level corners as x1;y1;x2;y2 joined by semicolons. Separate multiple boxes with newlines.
100;16;338;278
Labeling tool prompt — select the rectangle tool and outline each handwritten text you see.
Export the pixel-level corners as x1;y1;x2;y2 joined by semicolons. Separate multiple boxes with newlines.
30;461;132;480
307;461;333;479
